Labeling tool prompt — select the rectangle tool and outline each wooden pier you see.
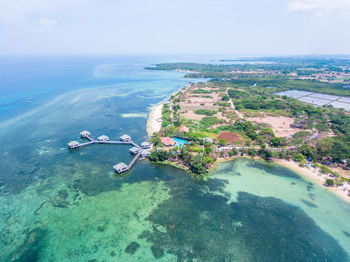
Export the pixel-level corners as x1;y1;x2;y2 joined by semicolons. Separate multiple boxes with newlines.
68;131;147;174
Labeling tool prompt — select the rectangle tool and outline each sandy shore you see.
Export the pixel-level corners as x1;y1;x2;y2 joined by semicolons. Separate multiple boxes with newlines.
146;104;163;137
276;159;350;204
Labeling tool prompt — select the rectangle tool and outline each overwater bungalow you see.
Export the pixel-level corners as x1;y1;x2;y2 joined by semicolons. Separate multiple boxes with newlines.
141;141;151;149
141;149;151;157
98;135;109;142
113;162;128;173
80;130;91;138
68;141;80;149
129;147;141;155
120;134;131;142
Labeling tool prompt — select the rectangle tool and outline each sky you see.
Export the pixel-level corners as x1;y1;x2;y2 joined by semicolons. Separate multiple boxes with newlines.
0;0;349;55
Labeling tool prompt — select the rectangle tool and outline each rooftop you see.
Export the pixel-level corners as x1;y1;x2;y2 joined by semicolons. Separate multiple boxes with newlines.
161;137;175;146
98;135;109;141
129;147;141;154
113;162;128;170
80;130;91;136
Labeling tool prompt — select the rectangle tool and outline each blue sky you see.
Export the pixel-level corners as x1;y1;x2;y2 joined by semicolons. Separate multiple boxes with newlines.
0;0;349;55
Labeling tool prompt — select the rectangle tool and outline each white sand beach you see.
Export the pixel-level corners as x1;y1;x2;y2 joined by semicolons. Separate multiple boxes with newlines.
146;104;163;137
277;159;350;204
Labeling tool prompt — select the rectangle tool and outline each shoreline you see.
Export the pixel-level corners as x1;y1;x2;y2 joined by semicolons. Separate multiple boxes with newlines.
146;104;163;137
146;84;191;137
275;159;350;205
213;156;350;204
145;81;350;205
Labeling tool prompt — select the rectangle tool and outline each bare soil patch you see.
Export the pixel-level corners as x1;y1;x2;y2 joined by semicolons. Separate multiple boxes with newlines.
247;116;307;137
217;131;242;143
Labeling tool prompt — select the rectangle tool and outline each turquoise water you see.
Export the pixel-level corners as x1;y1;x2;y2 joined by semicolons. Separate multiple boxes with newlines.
173;137;189;147
0;56;350;261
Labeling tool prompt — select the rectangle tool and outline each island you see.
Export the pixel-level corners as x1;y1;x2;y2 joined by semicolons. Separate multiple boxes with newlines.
145;57;350;203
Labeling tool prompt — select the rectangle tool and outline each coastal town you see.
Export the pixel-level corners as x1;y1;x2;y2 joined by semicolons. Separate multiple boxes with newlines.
145;61;350;203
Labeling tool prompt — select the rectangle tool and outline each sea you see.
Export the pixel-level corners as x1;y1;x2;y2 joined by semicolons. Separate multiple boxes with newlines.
0;55;350;262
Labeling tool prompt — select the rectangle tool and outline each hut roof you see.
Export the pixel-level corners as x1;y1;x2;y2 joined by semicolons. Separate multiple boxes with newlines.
141;149;151;156
120;134;131;140
98;135;109;141
141;141;151;148
203;137;214;143
179;125;189;133
68;141;79;147
113;162;128;170
161;137;175;146
129;147;140;154
80;130;91;136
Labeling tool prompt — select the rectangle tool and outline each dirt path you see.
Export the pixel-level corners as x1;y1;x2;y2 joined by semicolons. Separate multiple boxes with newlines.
226;88;243;119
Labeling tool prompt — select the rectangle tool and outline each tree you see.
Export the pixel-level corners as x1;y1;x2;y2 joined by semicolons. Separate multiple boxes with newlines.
325;179;334;186
189;155;206;175
298;144;313;158
149;150;167;162
294;153;305;162
229;148;238;156
271;137;281;147
248;148;257;156
222;95;230;101
219;138;227;146
260;149;273;161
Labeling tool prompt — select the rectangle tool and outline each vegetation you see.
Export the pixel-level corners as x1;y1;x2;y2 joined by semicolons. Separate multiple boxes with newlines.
194;109;217;116
146;58;350;184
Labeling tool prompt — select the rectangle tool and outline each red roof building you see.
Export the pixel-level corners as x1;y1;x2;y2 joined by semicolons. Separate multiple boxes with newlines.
179;125;189;133
161;137;175;146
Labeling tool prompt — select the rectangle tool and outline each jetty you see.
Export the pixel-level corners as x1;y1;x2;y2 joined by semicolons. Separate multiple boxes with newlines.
68;131;149;174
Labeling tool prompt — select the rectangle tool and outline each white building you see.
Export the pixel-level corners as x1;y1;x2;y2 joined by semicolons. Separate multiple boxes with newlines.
141;149;151;157
68;141;80;149
120;134;131;142
97;135;109;142
80;130;91;137
141;142;151;149
113;162;128;173
129;147;141;155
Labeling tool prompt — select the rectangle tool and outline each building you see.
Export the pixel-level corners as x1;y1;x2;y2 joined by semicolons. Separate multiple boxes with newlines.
141;141;151;149
97;135;109;142
68;141;80;149
179;125;189;133
141;149;151;157
290;120;308;129
120;134;131;142
161;137;175;146
113;162;128;173
80;130;91;138
203;137;214;143
129;147;141;155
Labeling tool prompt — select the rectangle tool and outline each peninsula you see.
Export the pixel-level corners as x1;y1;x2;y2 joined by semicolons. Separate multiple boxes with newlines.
145;57;350;203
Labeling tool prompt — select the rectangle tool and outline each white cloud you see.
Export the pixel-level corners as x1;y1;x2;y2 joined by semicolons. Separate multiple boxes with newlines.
38;18;58;28
288;0;350;16
0;0;88;23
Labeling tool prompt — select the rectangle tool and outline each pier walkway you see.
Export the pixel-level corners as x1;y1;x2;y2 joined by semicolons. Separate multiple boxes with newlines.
68;131;147;174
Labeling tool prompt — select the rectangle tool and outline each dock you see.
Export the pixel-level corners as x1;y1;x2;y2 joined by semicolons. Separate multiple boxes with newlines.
68;131;148;174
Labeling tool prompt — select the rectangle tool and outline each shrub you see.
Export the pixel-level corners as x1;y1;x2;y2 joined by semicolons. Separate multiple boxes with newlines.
294;153;305;162
325;179;334;186
195;109;217;116
229;148;238;156
219;138;227;146
222;95;230;101
248;148;257;156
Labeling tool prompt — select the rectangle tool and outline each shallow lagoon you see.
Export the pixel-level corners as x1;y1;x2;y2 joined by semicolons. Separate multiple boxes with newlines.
1;57;350;261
